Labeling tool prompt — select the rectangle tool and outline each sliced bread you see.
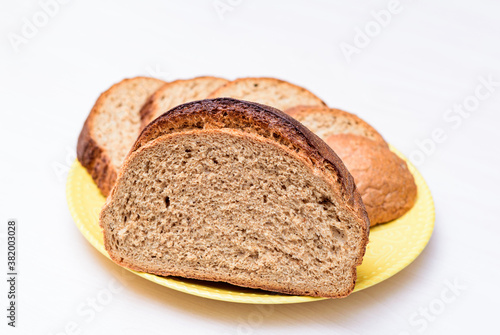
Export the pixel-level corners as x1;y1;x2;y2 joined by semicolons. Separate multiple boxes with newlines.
325;134;417;225
288;106;416;225
286;106;387;146
140;76;229;127
77;77;166;196
207;77;326;111
100;98;369;298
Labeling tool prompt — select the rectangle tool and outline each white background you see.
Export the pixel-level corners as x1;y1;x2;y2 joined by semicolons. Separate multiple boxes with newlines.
1;0;499;334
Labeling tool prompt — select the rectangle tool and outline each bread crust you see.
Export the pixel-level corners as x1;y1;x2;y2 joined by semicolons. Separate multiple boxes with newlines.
77;77;166;196
207;77;327;109
133;99;364;214
77;115;117;196
103;98;370;298
286;106;388;146
140;76;229;128
326;134;417;225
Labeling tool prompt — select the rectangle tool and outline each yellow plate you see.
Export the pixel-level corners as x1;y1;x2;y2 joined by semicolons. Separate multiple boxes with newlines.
66;147;434;304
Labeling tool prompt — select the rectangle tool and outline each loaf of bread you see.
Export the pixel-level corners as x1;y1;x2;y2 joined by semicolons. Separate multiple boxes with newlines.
77;77;166;196
100;98;369;298
325;134;417;225
207;77;326;111
288;106;416;225
140;76;229;127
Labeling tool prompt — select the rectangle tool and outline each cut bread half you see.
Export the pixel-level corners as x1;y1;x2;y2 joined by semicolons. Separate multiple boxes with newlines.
325;134;417;226
77;77;166;196
207;77;326;111
286;106;387;146
140;76;229;128
100;98;369;298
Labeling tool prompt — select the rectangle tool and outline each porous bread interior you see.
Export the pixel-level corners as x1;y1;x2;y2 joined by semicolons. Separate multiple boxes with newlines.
292;110;384;143
208;78;324;111
92;78;164;168
102;129;365;297
146;77;229;122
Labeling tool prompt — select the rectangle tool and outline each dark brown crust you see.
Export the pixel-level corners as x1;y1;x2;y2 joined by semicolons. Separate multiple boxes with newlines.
76;77;165;196
139;76;229;129
77;116;117;196
104;98;370;298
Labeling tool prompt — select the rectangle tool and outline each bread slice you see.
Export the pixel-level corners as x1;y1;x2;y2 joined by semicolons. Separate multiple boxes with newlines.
286;106;387;146
77;77;166;196
100;98;369;298
140;76;229;127
325;134;417;226
207;77;326;111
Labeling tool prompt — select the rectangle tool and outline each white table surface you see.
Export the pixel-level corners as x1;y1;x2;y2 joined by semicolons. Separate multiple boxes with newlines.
1;0;499;334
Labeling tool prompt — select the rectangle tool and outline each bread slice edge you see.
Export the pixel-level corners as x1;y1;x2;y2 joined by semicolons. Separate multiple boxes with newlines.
77;76;166;196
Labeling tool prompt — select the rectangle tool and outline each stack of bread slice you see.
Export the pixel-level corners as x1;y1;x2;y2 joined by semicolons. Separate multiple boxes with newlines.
77;76;417;298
